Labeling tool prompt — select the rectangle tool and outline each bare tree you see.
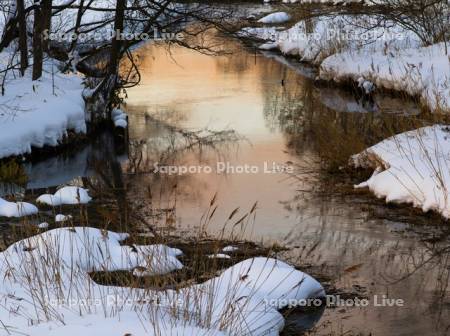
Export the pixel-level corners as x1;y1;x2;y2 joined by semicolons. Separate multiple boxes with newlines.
41;0;52;52
366;0;449;49
17;0;27;75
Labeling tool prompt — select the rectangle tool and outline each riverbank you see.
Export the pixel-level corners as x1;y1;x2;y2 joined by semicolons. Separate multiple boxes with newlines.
0;58;87;159
241;9;449;113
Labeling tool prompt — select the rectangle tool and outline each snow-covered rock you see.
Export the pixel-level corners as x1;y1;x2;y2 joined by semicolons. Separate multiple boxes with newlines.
357;77;376;94
37;222;50;229
352;125;450;217
0;197;38;217
55;214;72;222
37;186;92;206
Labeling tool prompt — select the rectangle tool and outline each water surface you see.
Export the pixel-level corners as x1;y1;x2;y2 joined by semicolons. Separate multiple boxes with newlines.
123;40;449;335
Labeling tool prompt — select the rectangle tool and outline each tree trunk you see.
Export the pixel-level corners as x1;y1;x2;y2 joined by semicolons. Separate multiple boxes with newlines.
32;0;43;80
41;0;52;52
108;0;126;76
17;0;28;76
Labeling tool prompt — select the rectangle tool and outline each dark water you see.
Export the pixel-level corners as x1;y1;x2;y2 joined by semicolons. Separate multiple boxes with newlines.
7;39;450;335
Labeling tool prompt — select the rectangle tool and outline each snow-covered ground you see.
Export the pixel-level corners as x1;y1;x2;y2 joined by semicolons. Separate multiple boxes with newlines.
352;125;450;218
0;226;325;335
0;58;86;159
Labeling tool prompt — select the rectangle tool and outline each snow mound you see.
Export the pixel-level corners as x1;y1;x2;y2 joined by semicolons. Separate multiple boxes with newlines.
258;12;291;24
216;257;325;309
352;125;450;217
0;197;38;217
37;186;92;206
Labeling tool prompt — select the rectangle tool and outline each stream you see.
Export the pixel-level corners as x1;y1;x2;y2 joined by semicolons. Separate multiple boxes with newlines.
2;35;449;335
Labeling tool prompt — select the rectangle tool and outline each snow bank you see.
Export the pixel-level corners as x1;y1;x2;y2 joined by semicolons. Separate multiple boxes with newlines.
242;15;419;65
352;125;450;218
320;43;450;112
0;197;38;217
37;186;92;206
258;12;291;24
242;15;448;112
0;59;86;159
0;227;324;335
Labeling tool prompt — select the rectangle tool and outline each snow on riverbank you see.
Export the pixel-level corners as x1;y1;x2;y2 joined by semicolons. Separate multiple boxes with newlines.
320;43;450;112
0;226;325;335
352;125;450;218
241;14;448;112
0;59;86;159
242;15;419;65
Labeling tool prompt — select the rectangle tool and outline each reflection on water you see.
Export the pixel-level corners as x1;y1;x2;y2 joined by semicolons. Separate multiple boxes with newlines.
0;132;127;198
124;41;449;335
